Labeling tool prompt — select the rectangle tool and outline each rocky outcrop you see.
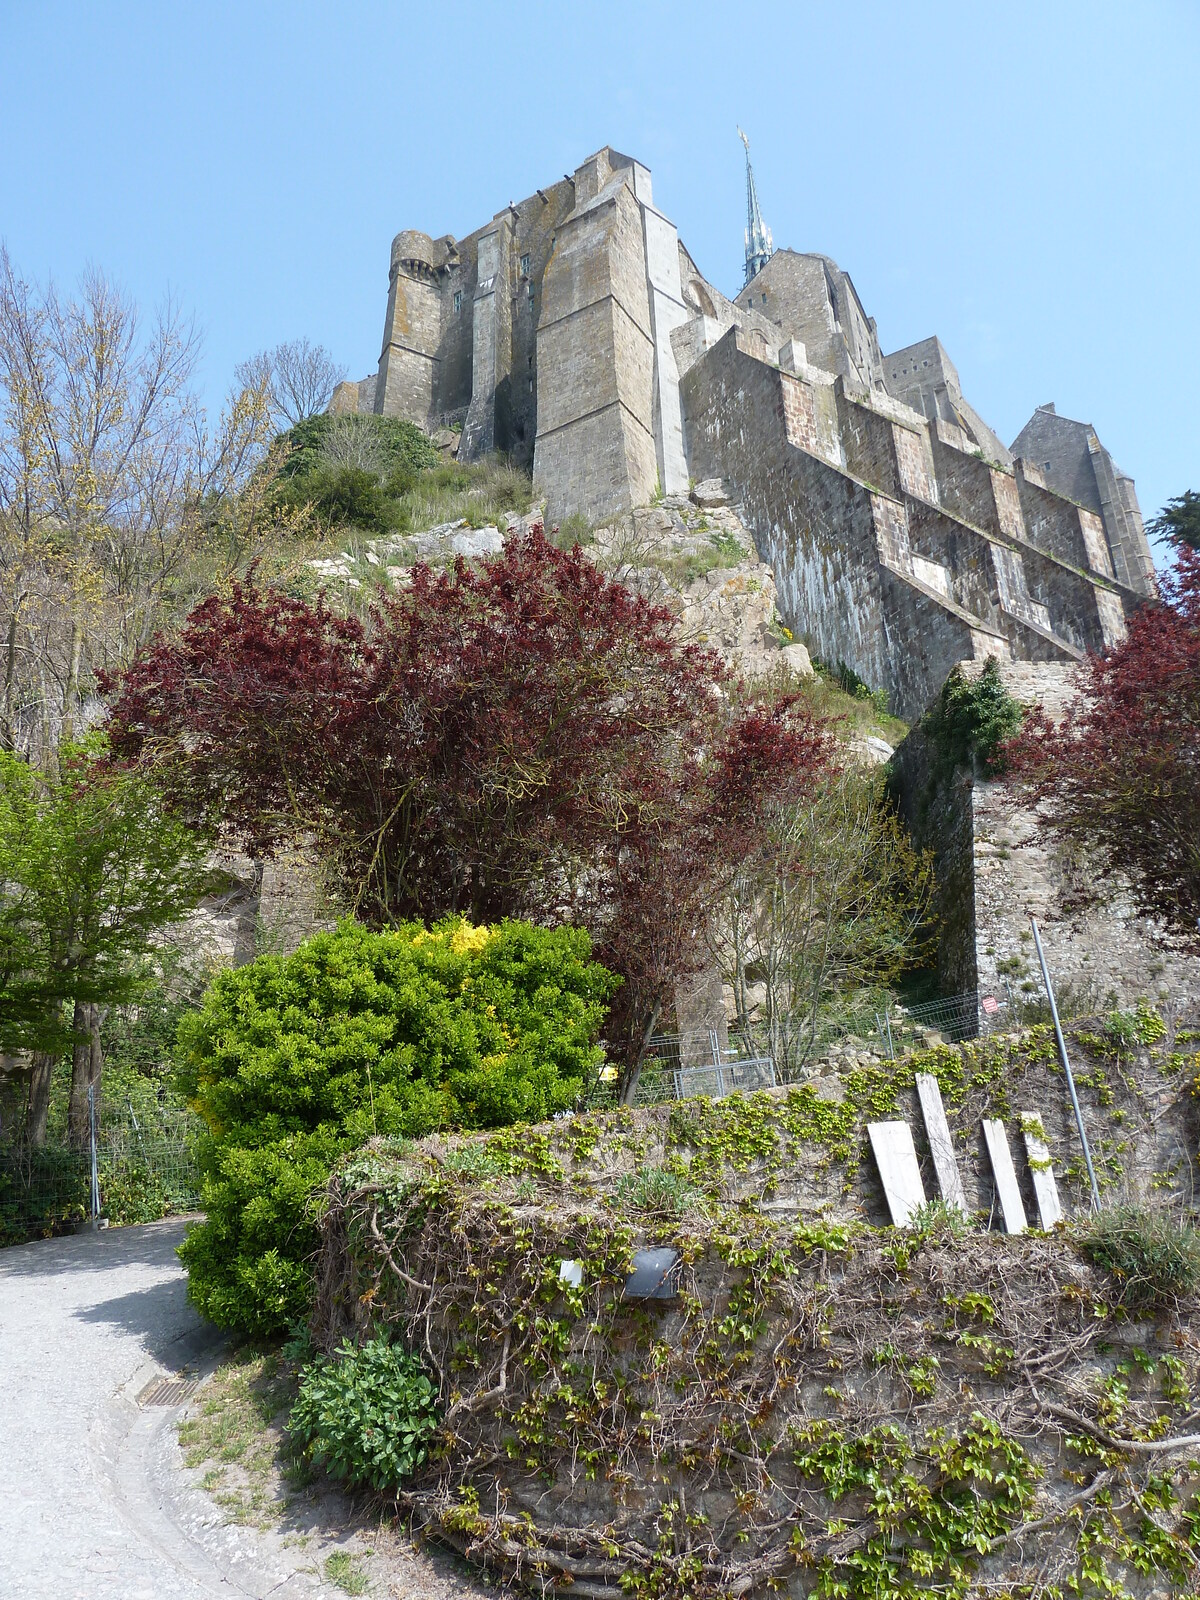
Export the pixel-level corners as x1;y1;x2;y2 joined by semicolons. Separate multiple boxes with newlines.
586;490;812;682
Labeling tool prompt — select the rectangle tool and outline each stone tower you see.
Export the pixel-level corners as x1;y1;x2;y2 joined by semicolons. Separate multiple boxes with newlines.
342;144;1154;720
1012;404;1156;596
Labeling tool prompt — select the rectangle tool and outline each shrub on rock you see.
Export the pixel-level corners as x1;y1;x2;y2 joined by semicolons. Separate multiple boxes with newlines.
177;916;614;1334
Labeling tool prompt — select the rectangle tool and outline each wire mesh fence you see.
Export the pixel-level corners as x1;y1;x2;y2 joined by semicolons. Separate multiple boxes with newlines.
642;1030;777;1102
0;1098;203;1245
589;983;1023;1109
874;981;1020;1057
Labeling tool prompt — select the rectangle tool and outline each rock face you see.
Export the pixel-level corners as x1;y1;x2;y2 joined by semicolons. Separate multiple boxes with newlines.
304;512;542;593
587;490;812;682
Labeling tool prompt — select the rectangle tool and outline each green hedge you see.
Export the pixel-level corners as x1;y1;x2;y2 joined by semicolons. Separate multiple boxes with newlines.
274;413;439;481
177;916;615;1335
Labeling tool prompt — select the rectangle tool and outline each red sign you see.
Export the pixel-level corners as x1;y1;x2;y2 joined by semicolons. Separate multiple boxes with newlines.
981;995;1000;1014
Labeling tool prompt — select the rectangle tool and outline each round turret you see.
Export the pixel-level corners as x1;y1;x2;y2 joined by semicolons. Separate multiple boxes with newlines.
390;230;439;280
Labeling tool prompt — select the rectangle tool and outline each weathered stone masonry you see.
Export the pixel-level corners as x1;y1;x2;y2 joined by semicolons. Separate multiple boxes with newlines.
341;143;1156;723
892;659;1200;1013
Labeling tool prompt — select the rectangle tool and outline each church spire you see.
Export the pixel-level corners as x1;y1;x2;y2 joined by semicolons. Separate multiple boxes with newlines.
738;127;773;286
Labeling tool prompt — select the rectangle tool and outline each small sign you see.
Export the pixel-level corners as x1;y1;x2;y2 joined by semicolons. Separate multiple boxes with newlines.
623;1248;681;1299
981;995;1000;1015
558;1259;584;1289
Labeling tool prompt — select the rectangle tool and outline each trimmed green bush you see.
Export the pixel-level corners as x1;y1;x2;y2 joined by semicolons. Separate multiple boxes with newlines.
282;464;392;532
289;1335;440;1491
1080;1204;1200;1311
274;413;439;481
177;916;615;1334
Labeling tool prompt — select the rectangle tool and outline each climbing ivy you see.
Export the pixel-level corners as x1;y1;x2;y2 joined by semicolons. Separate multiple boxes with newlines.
790;1413;1040;1597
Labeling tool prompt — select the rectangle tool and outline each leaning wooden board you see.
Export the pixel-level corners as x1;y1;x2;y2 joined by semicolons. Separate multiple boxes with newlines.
1021;1113;1063;1229
982;1118;1028;1234
867;1120;926;1228
916;1073;967;1214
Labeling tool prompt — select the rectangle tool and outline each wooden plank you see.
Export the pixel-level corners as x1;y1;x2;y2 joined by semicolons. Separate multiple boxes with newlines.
867;1120;927;1228
916;1073;968;1215
982;1119;1027;1234
1021;1113;1063;1229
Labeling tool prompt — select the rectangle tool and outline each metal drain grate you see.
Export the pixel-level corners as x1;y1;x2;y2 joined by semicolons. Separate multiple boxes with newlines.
137;1375;202;1407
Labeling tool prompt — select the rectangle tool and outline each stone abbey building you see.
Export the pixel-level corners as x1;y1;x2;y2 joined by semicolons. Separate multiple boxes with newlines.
334;145;1156;721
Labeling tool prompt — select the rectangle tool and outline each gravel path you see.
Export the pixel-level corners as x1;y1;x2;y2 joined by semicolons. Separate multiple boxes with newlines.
0;1220;488;1600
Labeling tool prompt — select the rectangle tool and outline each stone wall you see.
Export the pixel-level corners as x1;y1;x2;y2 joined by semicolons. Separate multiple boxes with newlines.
893;658;1200;1013
883;334;1013;467
359;143;1152;724
681;326;1023;720
370;182;578;466
1012;404;1156;597
734;249;884;391
534;154;659;522
677;318;1151;719
375;234;443;425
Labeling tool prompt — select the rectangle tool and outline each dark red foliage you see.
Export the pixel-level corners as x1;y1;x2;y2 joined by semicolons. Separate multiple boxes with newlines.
106;531;832;1065
1005;545;1200;950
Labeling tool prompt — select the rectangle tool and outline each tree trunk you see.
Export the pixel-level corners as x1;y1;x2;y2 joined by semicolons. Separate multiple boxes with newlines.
66;1002;103;1150
619;1000;661;1107
2;605;17;751
61;613;82;746
26;1051;56;1148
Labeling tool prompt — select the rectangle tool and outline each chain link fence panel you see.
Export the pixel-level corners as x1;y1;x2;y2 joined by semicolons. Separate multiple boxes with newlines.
0;1098;203;1245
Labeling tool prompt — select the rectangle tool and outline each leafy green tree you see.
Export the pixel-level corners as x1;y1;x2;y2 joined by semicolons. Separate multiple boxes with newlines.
1006;547;1200;950
0;742;209;1144
277;465;393;533
923;658;1024;780
176;916;616;1335
1148;490;1200;552
715;767;935;1076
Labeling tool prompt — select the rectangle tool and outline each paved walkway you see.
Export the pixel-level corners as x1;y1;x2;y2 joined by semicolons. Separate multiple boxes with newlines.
0;1219;347;1600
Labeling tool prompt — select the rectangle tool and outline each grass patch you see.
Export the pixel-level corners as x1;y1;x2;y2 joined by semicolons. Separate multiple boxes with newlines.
651;527;747;588
323;1550;371;1595
395;457;533;533
745;658;909;748
1079;1205;1200;1312
550;510;594;549
276;451;534;545
177;1345;311;1527
613;1165;706;1218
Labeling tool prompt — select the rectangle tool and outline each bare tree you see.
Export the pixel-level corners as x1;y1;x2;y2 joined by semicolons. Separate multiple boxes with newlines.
235;338;346;430
0;249;307;1132
0;247;278;765
318;413;387;476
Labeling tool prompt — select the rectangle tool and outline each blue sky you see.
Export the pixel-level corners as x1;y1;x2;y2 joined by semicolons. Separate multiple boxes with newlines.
2;1;1196;561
